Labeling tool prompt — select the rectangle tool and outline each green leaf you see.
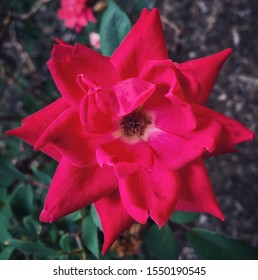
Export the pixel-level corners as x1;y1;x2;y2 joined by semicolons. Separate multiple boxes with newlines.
31;166;51;185
187;228;258;260
64;210;82;222
133;0;156;11
170;211;199;224
10;184;34;217
59;234;72;253
100;0;131;56
0;213;12;243
9;239;59;258
0;247;14;260
90;205;102;231
0;188;7;203
82;215;99;259
0;197;13;225
144;224;178;259
23;215;41;238
0;156;26;188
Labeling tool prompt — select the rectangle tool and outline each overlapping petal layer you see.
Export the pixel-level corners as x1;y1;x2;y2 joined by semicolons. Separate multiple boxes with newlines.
40;158;117;223
111;9;168;79
119;159;180;227
95;191;135;255
175;159;224;220
6;98;70;161
178;48;233;104
48;43;120;107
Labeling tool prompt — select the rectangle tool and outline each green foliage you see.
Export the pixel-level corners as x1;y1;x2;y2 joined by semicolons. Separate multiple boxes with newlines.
59;234;72;253
0;213;12;243
9;239;59;259
170;211;199;224
10;184;34;218
132;0;156;11
82;215;99;259
90;205;102;231
143;224;178;259
100;0;131;56
187;228;258;260
0;156;26;188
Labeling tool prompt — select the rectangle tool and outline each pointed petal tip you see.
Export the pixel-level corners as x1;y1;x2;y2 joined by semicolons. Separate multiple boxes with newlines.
33;140;43;151
55;38;68;45
39;209;53;223
211;208;225;221
4;129;13;136
247;130;256;141
5;127;21;137
150;211;168;229
220;48;233;60
101;245;108;256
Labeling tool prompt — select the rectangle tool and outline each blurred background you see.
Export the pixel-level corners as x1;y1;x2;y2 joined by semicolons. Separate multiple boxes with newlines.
0;0;257;259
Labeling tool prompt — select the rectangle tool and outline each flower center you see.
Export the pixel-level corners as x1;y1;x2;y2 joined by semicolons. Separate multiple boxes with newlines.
120;108;152;137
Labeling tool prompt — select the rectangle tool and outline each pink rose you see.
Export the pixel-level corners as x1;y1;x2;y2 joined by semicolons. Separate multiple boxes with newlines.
57;0;96;33
6;9;254;254
89;32;101;49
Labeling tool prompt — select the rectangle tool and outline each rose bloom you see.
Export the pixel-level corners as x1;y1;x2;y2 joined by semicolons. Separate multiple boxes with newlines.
6;9;254;254
57;0;96;33
89;32;101;49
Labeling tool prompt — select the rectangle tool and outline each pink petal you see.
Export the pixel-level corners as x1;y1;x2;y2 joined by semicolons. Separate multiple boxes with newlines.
85;7;96;23
111;9;168;79
94;190;135;255
48;42;120;107
139;60;187;109
147;120;222;170
79;92;114;134
140;59;176;86
72;43;120;89
51;40;74;60
34;108;108;167
178;48;233;104
40;158;118;223
192;104;255;156
175;159;224;220
96;139;154;178
119;159;180;227
154;95;197;134
111;78;156;116
5;98;70;161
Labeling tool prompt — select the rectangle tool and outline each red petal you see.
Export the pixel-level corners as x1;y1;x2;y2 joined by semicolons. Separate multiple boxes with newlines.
79;92;114;134
111;9;168;79
175;159;224;220
147;120;222;170
96;139;154;178
192;104;255;156
111;78;156;116
5;98;70;161
140;59;188;109
178;49;233;104
154;95;197;134
48;42;120;107
34;108;108;167
94;191;135;255
119;160;180;227
39;158;118;223
51;40;74;59
140;59;176;87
